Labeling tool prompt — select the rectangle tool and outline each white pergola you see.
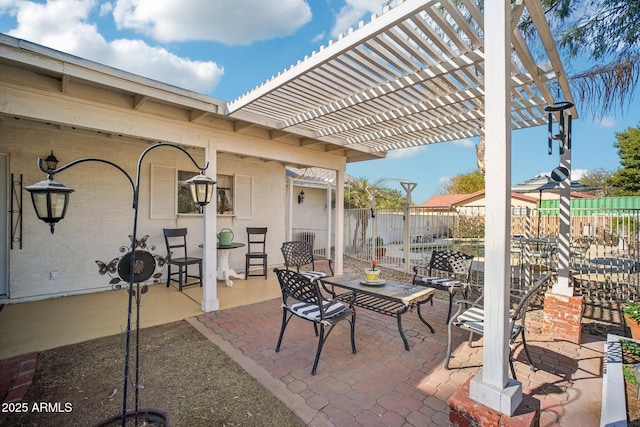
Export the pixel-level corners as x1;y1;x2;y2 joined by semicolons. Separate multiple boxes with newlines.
228;0;576;416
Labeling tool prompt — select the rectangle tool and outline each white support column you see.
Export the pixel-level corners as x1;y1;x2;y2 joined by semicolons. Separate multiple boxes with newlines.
401;181;417;274
286;178;294;241
469;0;523;415
201;142;219;312
326;184;333;261
335;168;345;274
554;116;573;295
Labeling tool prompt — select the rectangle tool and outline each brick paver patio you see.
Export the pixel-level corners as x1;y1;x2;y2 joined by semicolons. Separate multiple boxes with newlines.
193;296;605;426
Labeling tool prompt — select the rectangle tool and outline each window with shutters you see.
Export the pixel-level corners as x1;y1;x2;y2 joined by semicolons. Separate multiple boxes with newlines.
150;166;252;219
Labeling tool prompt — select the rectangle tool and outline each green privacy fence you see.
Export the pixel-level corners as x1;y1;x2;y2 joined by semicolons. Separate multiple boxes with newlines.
539;196;640;216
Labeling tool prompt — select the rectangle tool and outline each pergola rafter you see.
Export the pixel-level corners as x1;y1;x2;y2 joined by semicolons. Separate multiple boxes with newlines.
227;0;575;155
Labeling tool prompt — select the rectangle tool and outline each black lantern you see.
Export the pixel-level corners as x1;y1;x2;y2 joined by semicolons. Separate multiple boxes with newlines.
26;142;215;425
186;173;216;206
25;177;74;234
298;189;305;204
44;151;59;171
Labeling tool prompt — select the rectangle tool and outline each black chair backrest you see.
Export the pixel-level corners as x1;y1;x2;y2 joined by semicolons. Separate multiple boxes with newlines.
247;227;267;252
429;250;474;280
274;268;323;311
281;241;314;272
510;272;552;335
163;228;189;258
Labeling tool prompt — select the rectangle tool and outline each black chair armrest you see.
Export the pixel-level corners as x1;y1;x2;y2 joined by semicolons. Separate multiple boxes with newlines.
412;264;430;284
465;283;484;303
327;259;334;276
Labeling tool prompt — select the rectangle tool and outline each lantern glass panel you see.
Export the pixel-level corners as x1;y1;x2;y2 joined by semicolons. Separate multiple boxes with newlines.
31;193;49;220
51;193;68;218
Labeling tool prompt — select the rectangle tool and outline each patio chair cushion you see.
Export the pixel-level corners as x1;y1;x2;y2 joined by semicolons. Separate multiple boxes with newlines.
454;306;484;332
418;276;464;288
289;300;347;322
301;271;328;281
454;307;522;338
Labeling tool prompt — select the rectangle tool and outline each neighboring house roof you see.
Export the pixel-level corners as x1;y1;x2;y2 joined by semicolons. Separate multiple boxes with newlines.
420;194;471;208
420;191;540;208
570;191;597;199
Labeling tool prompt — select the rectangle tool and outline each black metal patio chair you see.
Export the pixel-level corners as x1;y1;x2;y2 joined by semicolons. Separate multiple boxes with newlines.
280;240;334;280
412;250;475;322
444;271;553;379
273;268;356;375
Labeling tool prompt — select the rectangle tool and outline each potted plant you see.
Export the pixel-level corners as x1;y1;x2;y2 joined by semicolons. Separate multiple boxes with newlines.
624;300;640;340
365;260;381;282
374;236;386;257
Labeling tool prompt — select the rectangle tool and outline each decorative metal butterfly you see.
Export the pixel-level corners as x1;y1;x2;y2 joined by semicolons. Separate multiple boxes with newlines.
95;258;118;275
128;234;149;249
96;235;166;290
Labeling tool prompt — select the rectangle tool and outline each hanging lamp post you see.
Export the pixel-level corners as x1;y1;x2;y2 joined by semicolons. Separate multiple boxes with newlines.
26;142;215;426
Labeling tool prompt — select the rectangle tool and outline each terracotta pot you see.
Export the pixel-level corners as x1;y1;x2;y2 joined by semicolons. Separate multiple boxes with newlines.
625;314;640;340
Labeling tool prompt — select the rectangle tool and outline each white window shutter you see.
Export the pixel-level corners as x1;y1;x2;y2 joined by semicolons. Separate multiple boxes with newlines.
234;174;253;219
150;164;177;219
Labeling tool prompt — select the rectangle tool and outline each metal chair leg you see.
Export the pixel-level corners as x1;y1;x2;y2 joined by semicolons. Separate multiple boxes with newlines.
275;310;290;352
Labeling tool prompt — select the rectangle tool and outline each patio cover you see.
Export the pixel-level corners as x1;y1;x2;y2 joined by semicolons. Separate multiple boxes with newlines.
227;0;578;416
227;0;576;158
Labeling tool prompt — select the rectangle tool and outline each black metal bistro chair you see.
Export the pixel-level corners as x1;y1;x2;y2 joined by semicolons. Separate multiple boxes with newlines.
273;268;357;375
412;250;475;322
163;228;203;292
444;272;553;379
281;240;334;281
245;227;268;279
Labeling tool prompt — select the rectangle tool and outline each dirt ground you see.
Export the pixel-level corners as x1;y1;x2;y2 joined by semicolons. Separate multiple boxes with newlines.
3;321;306;427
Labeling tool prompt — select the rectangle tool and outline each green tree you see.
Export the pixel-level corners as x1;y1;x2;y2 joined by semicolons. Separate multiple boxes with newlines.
344;177;406;249
441;170;485;194
474;1;640;175
344;177;381;250
607;125;640;195
377;188;405;209
524;0;640;118
580;168;614;197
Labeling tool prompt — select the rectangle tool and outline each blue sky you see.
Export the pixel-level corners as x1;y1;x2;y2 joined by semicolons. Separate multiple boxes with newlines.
1;0;638;205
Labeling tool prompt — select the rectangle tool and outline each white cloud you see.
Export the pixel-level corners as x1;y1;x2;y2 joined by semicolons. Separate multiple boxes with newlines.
112;0;312;45
387;145;428;159
330;0;386;39
5;0;224;94
438;176;451;186
452;138;475;148
594;116;615;128
311;31;325;44
572;169;588;180
98;2;112;16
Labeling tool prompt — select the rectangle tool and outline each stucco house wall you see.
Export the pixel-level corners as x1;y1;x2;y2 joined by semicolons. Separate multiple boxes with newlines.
0;34;361;307
2;119;289;301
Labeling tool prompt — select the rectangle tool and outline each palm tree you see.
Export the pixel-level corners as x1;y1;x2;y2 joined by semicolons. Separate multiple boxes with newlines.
345;177;384;250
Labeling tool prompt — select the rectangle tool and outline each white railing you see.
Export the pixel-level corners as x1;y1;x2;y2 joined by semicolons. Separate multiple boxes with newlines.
291;227;330;259
344;206;640;302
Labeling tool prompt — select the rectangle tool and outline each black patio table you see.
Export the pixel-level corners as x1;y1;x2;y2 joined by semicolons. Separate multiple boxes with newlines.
319;274;436;351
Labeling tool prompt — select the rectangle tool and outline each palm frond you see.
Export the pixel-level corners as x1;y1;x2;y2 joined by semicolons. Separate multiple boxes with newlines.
567;54;640;119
